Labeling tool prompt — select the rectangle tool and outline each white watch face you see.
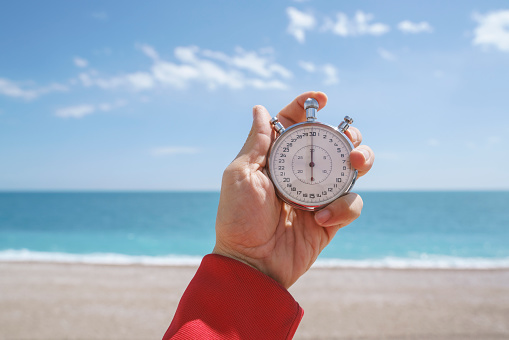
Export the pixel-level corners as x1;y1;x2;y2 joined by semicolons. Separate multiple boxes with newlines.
268;122;356;210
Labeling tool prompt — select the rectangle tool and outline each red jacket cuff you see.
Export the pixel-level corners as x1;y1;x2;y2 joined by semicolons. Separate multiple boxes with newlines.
163;254;303;339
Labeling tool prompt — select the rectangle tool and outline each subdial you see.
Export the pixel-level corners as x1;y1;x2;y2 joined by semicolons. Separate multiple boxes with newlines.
292;145;332;184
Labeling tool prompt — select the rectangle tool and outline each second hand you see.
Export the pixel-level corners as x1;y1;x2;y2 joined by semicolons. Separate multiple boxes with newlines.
310;129;315;183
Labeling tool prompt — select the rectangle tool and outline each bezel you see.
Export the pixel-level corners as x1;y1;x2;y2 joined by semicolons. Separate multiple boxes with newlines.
267;121;357;211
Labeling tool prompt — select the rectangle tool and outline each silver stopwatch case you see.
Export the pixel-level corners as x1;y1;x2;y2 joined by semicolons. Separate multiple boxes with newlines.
267;98;358;211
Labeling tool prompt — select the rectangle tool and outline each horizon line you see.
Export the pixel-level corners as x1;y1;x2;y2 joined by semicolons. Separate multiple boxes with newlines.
1;189;509;193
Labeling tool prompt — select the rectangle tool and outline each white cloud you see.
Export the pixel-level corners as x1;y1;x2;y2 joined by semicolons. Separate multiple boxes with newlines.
248;79;287;90
322;64;339;85
398;20;433;34
472;10;509;52
378;48;397;61
0;78;68;100
151;61;201;89
232;50;282;78
175;46;199;63
207;46;293;79
97;99;127;112
258;47;275;55
78;70;155;91
286;7;316;43
124;72;155;90
55;105;95;118
137;44;160;61
73;57;89;68
169;46;246;90
151;147;200;156
299;61;339;85
78;45;291;91
298;61;316;72
323;11;390;37
201;49;230;63
55;100;126;119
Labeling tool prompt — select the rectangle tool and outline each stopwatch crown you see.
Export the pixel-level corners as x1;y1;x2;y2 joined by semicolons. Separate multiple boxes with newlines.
304;98;319;110
304;98;319;122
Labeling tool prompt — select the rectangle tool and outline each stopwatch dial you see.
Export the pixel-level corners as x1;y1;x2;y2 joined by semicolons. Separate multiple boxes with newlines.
292;146;332;184
269;124;356;209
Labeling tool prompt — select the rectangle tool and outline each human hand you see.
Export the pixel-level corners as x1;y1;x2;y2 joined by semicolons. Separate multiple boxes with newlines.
213;91;374;289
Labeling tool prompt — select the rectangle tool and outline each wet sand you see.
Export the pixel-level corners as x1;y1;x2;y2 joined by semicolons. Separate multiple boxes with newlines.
0;262;508;339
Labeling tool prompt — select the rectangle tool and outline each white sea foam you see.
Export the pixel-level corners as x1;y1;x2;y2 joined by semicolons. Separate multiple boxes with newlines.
0;249;202;266
1;249;509;269
313;255;509;269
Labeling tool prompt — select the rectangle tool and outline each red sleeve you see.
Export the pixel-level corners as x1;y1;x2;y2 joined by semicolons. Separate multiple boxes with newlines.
162;254;304;340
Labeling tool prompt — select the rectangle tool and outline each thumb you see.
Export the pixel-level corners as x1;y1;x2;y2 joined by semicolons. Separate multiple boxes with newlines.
235;105;273;168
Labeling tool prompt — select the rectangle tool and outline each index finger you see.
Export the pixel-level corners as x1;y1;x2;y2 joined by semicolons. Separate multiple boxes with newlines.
277;91;328;128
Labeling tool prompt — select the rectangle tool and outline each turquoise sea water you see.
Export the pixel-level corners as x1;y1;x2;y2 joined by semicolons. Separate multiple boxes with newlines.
0;191;508;268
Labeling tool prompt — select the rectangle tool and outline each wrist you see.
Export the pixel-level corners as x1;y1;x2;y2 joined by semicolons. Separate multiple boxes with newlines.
211;247;291;289
212;245;261;273
212;242;293;289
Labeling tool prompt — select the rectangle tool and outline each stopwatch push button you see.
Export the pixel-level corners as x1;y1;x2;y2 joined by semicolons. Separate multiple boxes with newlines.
270;117;285;134
338;116;353;133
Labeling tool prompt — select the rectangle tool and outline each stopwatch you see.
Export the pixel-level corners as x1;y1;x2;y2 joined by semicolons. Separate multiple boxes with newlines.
267;98;357;211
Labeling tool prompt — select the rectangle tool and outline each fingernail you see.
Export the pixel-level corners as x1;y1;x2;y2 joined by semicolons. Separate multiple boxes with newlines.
315;209;331;225
360;149;370;162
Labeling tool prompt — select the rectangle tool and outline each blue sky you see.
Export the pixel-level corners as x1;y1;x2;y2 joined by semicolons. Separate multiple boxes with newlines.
1;0;508;191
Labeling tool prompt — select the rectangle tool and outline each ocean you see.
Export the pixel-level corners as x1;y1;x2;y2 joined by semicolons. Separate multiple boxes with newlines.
0;191;508;269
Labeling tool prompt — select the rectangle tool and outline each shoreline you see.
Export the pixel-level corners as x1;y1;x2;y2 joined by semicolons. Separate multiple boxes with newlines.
4;259;509;271
2;249;509;270
1;262;508;339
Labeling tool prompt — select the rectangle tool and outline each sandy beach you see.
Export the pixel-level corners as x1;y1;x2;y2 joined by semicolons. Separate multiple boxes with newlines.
1;262;508;340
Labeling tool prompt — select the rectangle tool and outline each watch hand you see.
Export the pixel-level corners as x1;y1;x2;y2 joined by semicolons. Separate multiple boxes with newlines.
310;130;314;183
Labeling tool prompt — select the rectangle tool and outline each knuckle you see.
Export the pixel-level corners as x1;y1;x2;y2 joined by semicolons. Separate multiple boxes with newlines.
354;128;363;145
332;193;362;224
222;161;250;185
353;194;363;219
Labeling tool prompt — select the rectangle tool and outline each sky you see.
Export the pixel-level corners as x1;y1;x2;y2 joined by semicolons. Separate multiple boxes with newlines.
1;0;508;191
